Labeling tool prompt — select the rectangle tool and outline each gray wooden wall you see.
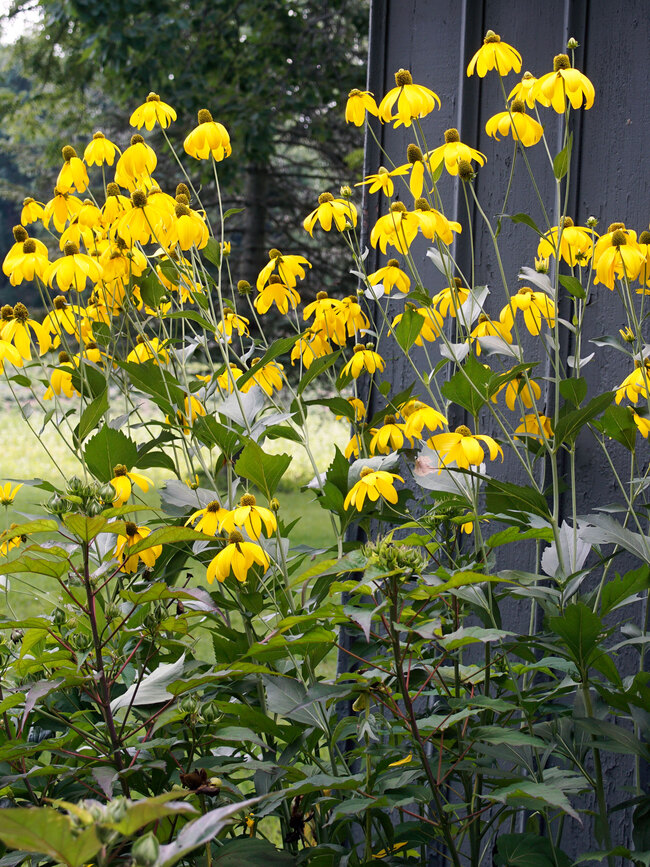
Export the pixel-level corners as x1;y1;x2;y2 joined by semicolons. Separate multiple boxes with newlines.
361;0;650;859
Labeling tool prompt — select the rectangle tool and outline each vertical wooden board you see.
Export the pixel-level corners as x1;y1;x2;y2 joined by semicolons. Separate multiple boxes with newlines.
361;0;650;861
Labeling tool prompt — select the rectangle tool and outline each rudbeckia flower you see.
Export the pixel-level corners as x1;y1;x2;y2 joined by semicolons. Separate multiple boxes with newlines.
4;238;49;286
109;464;153;507
631;410;650;439
467;30;522;77
256;249;311;290
341;344;385;378
0;482;23;506
412;199;461;245
41;296;86;347
344;466;404;511
114;522;163;574
47;242;103;292
1;302;51;360
485;100;544;147
638;230;650;289
290;330;332;368
303;192;358;236
185;499;228;535
216;310;250;343
500;286;556;335
515;414;553;440
355;165;409;198
433;280;470;318
428;425;503;470
102;183;131;226
615;362;650;405
534;54;594;112
369;415;413;455
400;401;447;438
184;109;232;161
43;188;83;233
335;296;369;339
426;128;486;177
469;314;513;354
126;336;170;365
216;363;244;392
42;354;78;400
114;135;157;188
170;396;207;435
219;493;277;539
99;239;148;282
168;202;209;250
492;372;542;411
206;532;270;584
0;337;23;374
537;217;596;266
338;397;366;421
20;197;44;226
243;359;284;395
367;259;411;295
254;276;300;314
83;131;120;167
378;68;440;128
0;524;26;557
592;223;645;289
345;89;379;126
508;71;549;108
370;202;419;254
391;306;444;345
116;190;172;246
57;146;89;194
77;199;103;229
130;92;177;131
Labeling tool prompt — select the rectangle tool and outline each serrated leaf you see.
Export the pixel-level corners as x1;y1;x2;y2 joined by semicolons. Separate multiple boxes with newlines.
75;390;109;443
495;833;571;867
193;416;241;456
548;603;604;672
559;376;587;407
235;440;291;498
441;354;491;415
62;514;107;542
84;424;139;482
554;391;614;445
593;404;637;451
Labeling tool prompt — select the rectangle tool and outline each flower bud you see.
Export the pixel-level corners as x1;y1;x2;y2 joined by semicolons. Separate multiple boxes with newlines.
339;184;352;198
53;607;66;626
566;37;579;50
132;833;160;867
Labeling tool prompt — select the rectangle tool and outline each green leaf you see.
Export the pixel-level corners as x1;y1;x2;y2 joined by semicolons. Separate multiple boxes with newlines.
108;792;196;836
212;839;295;866
297;351;340;394
441;354;491;415
393;307;424;352
486;526;553;548
164;310;216;333
75;390;109;444
553;132;573;180
548;603;604;672
593;404;638;451
235;440;291;498
600;565;650;615
485;479;550;520
488;779;578;820
84;425;139;482
0;519;58;538
68;360;107;400
155;798;262;867
0;807;101;867
235;336;298;392
118;361;185;413
495;833;571;867
559;274;586;300
559;376;587;407
202;238;222;266
193;416;241;456
506;213;543;237
138;272;168;309
62;514;107;542
124;526;210;557
554;391;614;445
223;207;244;221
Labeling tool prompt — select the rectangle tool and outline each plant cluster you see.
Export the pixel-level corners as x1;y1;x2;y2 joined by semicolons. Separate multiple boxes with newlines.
0;28;648;867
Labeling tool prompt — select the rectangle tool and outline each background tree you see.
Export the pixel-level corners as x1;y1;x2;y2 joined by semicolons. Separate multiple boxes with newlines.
0;0;369;302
